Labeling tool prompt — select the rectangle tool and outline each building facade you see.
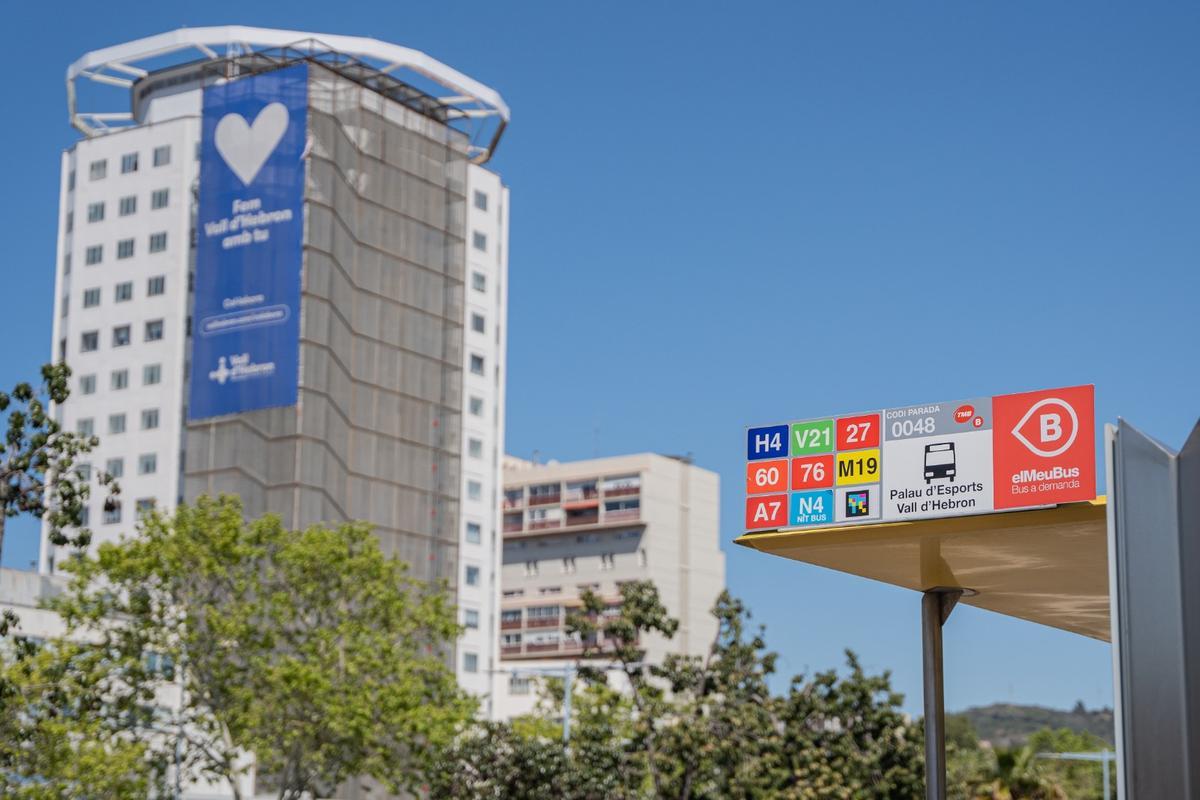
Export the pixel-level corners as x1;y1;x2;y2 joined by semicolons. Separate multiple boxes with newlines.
494;453;726;719
41;27;509;707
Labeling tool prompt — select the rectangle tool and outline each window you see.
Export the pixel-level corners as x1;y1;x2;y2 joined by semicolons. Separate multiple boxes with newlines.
467;480;482;501
600;553;616;571
469;396;484;416
76;463;92;481
639;548;648;567
465;565;480;586
468;438;483;459
153;145;171;167
108;413;126;435
462;652;478;673
138;453;157;475
112;325;131;347
87;202;105;223
63;254;71;275
149;232;167;253
80;331;99;352
119;195;137;216
524;560;539;577
110;369;128;390
85;245;102;265
472;231;487;251
105;458;124;479
501;609;522;626
464;609;480;629
147;276;165;296
136;498;156;515
79;374;96;395
77;418;94;436
83;288;100;307
144;320;164;341
150;188;169;209
502;588;525;599
115;281;133;301
471;271;486;292
68;170;75;191
141;408;159;430
577;582;601;594
466;521;481;544
562;557;577;575
471;313;485;334
143;364;161;385
103;501;121;525
528;605;559;621
474;190;488;211
469;354;484;376
89;159;106;180
120;153;138;173
60;295;68;318
66;212;73;233
117;239;134;260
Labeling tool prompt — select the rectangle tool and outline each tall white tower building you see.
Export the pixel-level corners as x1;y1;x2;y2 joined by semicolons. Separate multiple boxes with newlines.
42;27;509;706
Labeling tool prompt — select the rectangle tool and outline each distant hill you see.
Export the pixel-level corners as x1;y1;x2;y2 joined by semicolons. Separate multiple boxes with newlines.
950;702;1115;748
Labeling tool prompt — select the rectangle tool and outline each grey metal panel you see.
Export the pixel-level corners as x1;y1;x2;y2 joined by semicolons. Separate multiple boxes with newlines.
1111;419;1200;799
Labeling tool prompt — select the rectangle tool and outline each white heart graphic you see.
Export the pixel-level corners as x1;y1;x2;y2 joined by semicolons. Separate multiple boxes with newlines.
214;103;290;185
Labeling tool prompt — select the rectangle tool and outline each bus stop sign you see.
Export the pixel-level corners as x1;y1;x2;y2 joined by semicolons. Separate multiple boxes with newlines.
745;385;1095;532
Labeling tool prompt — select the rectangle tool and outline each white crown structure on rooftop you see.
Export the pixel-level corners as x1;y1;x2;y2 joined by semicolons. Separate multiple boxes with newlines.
67;25;510;163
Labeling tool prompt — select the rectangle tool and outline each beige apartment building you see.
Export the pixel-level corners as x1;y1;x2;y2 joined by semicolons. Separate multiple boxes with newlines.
493;453;726;718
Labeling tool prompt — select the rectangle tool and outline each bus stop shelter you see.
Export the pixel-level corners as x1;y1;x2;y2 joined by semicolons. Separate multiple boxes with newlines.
736;498;1109;798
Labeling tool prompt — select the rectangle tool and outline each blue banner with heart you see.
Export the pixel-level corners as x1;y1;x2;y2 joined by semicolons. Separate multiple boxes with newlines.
188;62;308;421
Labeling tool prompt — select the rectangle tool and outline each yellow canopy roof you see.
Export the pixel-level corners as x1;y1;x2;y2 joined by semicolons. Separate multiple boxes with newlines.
735;498;1110;641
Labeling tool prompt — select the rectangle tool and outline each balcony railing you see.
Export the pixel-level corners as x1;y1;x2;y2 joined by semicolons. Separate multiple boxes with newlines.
501;645;522;656
604;486;640;498
565;512;600;527
503;497;524;509
503;521;523;533
563;487;599;502
528;519;562;530
604;508;640;522
500;618;522;630
525;616;561;629
528;493;561;506
525;642;560;653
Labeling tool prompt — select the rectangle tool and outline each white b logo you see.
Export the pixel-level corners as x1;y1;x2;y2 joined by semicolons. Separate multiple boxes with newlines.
1011;398;1078;458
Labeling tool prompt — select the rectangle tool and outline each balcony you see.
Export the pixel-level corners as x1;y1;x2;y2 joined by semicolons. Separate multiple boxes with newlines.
500;618;522;630
604;508;640;522
565;510;600;527
563;487;599;503
526;616;561;629
528;493;561;507
503;496;524;510
525;642;560;654
604;486;639;498
528;519;562;531
503;521;523;533
501;645;522;656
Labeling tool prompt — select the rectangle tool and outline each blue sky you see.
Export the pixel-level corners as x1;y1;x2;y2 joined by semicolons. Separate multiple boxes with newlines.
3;2;1199;715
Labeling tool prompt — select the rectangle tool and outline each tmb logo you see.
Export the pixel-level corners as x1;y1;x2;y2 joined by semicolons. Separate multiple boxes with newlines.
992;385;1095;510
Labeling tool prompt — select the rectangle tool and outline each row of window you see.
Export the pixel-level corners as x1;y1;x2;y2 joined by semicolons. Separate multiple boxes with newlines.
78;367;162;394
77;146;172;185
62;276;166;318
76;408;161;437
519;550;646;577
77;497;158;527
79;320;164;352
71;232;169;269
79;189;170;226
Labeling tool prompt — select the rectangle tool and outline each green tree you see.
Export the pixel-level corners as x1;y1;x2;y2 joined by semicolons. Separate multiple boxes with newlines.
0;636;167;799
0;362;116;589
49;495;473;800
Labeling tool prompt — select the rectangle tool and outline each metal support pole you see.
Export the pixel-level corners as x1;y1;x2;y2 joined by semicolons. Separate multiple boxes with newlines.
562;664;575;744
1103;750;1110;800
922;588;961;800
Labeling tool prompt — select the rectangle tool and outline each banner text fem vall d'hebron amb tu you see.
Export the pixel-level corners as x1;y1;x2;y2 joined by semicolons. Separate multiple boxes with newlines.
188;63;308;421
744;385;1096;532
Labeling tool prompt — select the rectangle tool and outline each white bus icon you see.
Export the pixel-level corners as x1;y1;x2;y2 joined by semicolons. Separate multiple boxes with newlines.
924;442;956;483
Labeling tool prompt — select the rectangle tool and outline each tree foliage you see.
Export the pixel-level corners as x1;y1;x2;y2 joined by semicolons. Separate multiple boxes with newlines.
431;581;925;799
0;637;166;799
0;362;116;591
45;495;473;800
